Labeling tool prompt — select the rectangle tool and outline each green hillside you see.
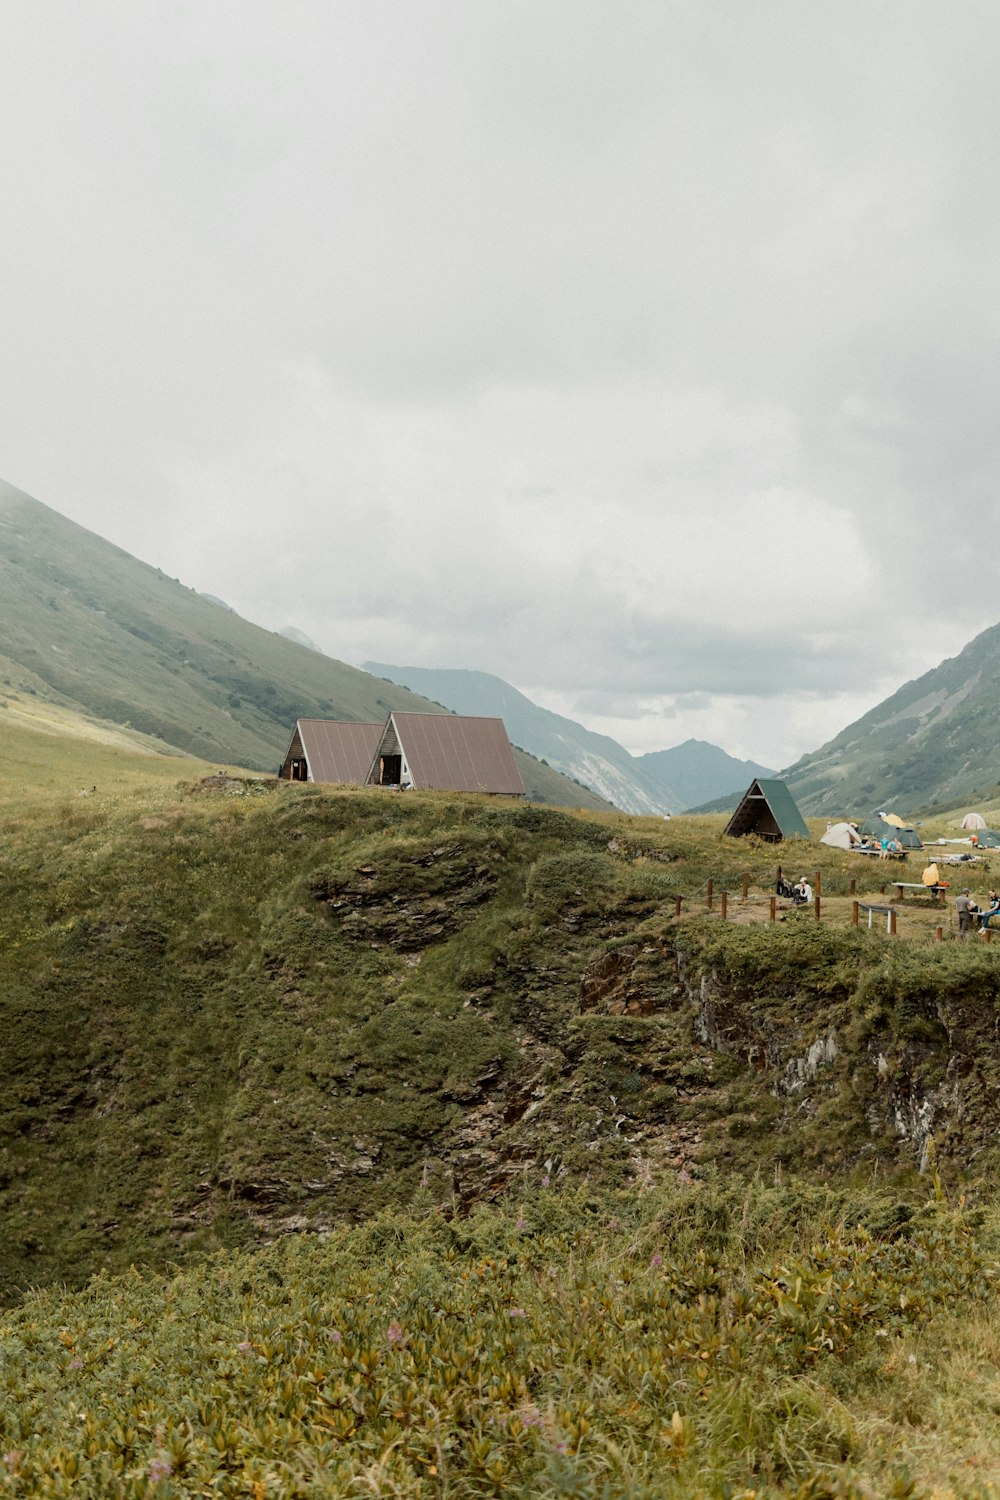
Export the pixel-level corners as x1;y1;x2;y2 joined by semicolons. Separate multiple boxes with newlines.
4;772;1000;1304
3;770;1000;1492
0;481;605;810
782;621;1000;815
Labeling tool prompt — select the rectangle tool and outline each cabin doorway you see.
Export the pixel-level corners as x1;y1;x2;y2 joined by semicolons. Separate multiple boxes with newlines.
379;754;402;785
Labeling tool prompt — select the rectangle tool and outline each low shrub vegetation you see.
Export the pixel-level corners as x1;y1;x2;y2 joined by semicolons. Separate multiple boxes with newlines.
0;1181;996;1497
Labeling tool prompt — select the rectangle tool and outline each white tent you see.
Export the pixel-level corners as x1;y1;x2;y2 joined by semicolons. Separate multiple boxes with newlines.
821;821;862;850
961;812;987;830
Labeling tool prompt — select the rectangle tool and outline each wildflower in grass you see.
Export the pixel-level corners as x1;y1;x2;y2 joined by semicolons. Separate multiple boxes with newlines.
650;1254;663;1269
148;1454;173;1482
520;1405;542;1426
328;1328;342;1343
509;1308;527;1318
516;1217;527;1230
607;1217;619;1232
237;1340;253;1355
2;1453;21;1474
68;1355;83;1370
386;1320;404;1346
541;1175;550;1187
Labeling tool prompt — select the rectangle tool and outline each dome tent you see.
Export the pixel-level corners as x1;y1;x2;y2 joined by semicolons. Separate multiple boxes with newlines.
821;821;862;850
962;812;987;830
860;814;921;849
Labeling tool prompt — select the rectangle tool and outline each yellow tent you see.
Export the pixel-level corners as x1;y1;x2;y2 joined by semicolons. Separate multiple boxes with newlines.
883;813;908;829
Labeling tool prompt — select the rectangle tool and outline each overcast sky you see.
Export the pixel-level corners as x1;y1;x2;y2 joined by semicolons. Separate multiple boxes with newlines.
2;2;998;767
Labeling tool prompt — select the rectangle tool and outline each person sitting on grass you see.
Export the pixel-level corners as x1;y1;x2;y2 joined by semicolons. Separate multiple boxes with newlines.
792;876;813;906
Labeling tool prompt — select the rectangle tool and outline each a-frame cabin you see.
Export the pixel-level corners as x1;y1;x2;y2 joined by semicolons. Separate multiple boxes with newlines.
724;777;810;843
366;712;524;795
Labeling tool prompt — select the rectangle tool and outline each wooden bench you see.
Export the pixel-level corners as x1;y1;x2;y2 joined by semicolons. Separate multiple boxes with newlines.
893;881;947;902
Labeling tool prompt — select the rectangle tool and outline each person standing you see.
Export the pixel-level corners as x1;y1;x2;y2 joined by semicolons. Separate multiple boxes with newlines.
956;889;979;936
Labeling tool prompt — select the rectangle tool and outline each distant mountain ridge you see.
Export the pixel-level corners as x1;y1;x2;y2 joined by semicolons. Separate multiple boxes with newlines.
637;739;775;811
781;620;1000;815
0;481;608;811
363;663;774;813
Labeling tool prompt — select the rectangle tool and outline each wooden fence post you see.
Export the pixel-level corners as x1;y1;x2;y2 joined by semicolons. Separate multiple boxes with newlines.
769;897;776;922
741;872;749;902
720;890;728;920
815;870;822;896
813;895;821;923
674;895;682;918
889;909;897;936
936;926;943;943
851;901;859;927
706;879;713;911
987;929;993;945
849;878;856;896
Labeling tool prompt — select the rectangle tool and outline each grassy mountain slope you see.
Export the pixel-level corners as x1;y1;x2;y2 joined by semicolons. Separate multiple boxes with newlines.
0;481;601;809
0;697;218;810
782;621;1000;815
4;772;1000;1306
637;737;774;809
364;662;685;813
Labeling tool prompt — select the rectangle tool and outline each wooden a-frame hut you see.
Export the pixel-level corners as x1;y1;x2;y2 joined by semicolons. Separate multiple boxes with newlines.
724;778;810;843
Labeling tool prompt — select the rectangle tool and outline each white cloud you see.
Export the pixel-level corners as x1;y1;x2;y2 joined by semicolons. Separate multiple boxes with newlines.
1;2;999;767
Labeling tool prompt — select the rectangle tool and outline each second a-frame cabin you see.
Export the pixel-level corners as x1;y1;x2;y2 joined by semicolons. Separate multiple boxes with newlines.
368;712;524;795
724;777;810;843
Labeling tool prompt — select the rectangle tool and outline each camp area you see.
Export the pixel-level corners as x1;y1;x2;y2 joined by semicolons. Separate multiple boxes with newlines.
279;711;525;797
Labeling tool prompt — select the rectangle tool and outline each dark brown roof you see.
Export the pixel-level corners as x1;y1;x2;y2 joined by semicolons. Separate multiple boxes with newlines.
297;719;385;784
388;712;524;795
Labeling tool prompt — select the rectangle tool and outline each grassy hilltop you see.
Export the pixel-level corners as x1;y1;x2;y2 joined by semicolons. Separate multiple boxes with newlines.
5;765;1000;1299
5;743;1000;1493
